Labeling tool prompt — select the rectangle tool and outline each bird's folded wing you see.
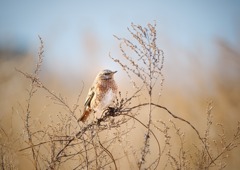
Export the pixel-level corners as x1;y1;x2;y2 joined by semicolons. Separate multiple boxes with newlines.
84;88;95;107
78;89;95;122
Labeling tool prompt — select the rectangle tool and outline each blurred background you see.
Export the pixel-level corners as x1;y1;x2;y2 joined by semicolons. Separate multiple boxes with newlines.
0;0;240;169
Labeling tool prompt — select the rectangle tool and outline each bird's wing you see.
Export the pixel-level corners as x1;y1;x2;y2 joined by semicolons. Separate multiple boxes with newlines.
84;87;95;108
78;87;95;122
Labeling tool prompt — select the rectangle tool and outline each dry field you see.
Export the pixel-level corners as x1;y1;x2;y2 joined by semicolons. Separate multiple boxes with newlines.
0;23;239;170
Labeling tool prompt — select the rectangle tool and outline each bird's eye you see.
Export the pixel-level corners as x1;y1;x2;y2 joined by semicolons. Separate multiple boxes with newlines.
104;72;111;75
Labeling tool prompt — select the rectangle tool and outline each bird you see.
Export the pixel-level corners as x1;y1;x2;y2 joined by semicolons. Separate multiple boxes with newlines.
78;69;118;122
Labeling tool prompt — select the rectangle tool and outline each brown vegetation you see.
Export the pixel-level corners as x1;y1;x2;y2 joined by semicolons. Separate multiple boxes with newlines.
0;23;240;169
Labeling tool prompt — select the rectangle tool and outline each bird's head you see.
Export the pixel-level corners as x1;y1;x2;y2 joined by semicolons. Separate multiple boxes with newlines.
98;69;117;80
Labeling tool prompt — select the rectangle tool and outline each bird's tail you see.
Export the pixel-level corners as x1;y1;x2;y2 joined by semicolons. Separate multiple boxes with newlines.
78;109;91;122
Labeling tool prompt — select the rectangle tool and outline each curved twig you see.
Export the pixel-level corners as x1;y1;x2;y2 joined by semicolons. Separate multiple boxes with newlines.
119;113;161;170
98;140;117;170
125;102;214;163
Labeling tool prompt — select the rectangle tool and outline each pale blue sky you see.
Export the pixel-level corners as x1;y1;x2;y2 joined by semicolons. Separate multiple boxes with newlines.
0;0;239;76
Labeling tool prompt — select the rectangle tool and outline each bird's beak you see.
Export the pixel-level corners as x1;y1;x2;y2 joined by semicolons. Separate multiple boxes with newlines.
112;71;117;74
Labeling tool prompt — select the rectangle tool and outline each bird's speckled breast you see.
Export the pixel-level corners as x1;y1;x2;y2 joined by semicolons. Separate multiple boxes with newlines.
93;79;117;110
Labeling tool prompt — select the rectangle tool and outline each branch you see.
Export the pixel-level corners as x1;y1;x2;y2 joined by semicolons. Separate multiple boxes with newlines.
125;102;214;163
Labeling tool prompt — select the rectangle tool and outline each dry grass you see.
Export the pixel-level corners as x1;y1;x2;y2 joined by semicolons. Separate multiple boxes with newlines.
0;22;240;169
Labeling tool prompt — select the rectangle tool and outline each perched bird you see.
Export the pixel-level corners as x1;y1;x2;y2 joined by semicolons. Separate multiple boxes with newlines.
78;69;118;122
